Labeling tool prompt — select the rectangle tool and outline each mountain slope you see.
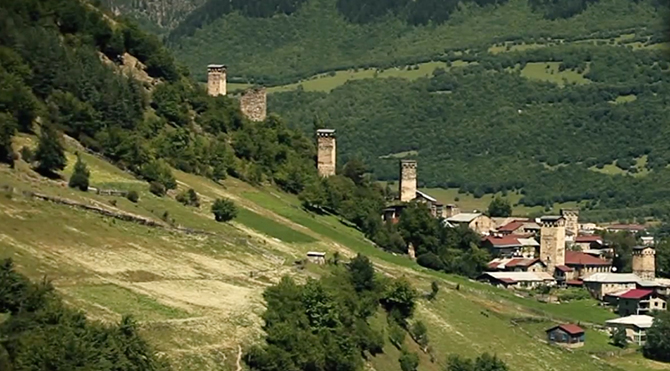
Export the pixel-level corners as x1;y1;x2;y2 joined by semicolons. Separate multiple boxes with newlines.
2;132;669;371
164;0;664;84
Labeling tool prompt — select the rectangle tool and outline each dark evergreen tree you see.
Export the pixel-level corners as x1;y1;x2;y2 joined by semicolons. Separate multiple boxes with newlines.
211;198;237;222
68;154;90;191
34;124;66;177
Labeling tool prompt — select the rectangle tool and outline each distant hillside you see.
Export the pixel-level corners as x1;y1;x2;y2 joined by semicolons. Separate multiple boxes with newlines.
161;0;664;84
101;0;207;35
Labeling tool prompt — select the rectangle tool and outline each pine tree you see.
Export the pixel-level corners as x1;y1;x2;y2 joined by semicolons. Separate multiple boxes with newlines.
68;154;90;191
0;113;16;166
34;124;66;176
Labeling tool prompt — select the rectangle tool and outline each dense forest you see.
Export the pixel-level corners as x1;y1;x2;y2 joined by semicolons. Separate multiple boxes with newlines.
166;0;664;84
0;0;319;197
0;259;170;370
270;42;670;221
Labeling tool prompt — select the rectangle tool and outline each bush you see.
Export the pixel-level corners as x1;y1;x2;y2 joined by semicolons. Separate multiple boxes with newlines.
211;198;237;222
399;350;419;371
149;181;166;197
388;321;406;349
410;320;429;348
417;252;446;271
611;327;628;348
126;190;139;203
176;188;200;207
19;146;33;162
68;155;90;191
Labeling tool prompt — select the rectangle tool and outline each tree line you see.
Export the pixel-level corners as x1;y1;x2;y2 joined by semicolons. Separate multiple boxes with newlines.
0;258;170;370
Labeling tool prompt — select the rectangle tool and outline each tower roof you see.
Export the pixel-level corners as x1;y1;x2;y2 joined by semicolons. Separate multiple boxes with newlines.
633;245;654;251
208;64;226;69
316;129;335;134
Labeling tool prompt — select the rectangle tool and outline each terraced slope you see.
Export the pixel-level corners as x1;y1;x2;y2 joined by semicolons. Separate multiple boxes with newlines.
1;134;669;371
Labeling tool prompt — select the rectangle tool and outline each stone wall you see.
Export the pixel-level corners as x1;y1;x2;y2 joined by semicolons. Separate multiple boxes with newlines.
240;87;267;122
317;129;336;177
632;247;656;280
399;160;417;202
207;64;227;97
560;208;579;237
540;217;566;276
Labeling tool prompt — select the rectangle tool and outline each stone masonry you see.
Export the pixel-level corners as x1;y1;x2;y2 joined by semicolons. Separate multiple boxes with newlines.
560;208;579;237
399;160;417;202
316;129;336;177
632;246;656;280
540;216;566;276
207;64;227;97
240;87;267;122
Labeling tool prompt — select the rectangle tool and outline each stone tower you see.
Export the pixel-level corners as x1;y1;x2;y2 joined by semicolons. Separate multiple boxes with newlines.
632;246;656;280
399;160;417;202
540;216;566;276
240;87;267;122
316;129;336;177
207;64;227;97
560;208;580;237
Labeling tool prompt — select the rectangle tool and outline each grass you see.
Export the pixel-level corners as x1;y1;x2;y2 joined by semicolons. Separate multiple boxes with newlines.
519;62;591;86
267;61;471;93
418;187;581;216
589;155;650;178
610;94;637;104
236;207;316;243
64;284;191;321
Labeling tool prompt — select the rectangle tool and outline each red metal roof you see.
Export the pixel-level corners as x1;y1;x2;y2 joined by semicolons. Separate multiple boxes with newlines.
566;251;611;266
546;324;585;335
483;235;522;247
555;265;574;272
575;235;603;243
606;224;646;231
619;289;654;300
498;221;526;232
508;258;543;267
566;280;584;286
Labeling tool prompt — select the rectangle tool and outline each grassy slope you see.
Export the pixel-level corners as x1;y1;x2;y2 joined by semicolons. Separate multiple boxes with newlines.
1;134;669;371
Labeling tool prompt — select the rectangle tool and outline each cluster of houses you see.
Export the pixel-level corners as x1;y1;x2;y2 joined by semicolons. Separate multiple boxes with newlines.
381;159;667;348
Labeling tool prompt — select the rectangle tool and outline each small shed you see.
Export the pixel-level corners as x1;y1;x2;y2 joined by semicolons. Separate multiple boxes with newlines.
546;324;585;348
307;251;326;265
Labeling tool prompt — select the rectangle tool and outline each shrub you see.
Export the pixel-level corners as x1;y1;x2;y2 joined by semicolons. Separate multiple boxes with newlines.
19;146;33;162
126;190;139;203
68;155;90;191
410;320;429;348
149;181;166;196
399;350;419;371
211;198;237;222
388;321;406;349
176;188;200;207
417;252;446;271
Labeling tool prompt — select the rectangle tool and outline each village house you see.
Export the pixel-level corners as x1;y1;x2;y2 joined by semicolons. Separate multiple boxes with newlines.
306;251;326;265
564;251;612;278
496;219;541;236
583;273;641;300
573;235;604;251
617;289;667;316
482;235;540;258
605;315;655;346
605;224;647;234
477;271;555;289
545;324;585;348
487;258;546;273
445;212;493;235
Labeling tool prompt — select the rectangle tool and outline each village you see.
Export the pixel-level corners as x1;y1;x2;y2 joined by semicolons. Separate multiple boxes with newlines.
313;128;668;350
206;66;668;351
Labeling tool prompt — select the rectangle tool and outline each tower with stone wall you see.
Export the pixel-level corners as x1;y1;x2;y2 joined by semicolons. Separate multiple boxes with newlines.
540;216;566;276
316;129;336;177
632;246;656;280
207;64;227;97
560;208;580;237
240;87;267;122
399;160;417;202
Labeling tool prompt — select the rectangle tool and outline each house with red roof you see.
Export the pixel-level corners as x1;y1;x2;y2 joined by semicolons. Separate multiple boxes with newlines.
482;235;540;259
573;235;604;251
497;220;541;236
546;324;585;348
617;289;667;316
564;251;612;279
487;258;546;273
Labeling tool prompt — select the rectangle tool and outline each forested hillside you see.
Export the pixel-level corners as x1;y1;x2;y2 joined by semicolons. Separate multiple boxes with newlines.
270;40;670;221
162;0;665;84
